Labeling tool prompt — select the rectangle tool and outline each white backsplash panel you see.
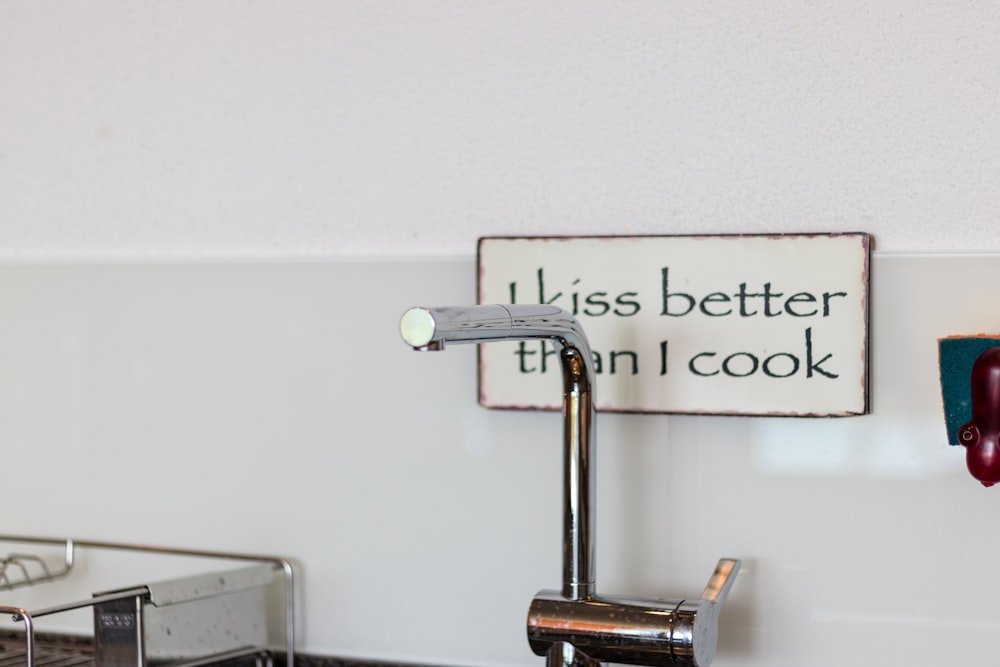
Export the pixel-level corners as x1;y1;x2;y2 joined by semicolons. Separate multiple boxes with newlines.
0;253;998;667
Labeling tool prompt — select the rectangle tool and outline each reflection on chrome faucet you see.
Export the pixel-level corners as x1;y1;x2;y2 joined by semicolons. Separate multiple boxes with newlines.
400;304;597;599
400;304;740;667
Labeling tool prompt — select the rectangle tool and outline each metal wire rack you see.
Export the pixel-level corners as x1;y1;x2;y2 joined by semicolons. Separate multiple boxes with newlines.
0;631;94;667
0;536;294;667
0;543;73;591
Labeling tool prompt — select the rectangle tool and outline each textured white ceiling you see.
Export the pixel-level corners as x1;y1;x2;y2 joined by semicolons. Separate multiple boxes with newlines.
1;2;998;258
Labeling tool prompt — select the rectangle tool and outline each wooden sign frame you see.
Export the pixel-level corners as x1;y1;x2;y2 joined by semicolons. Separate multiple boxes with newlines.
476;233;870;417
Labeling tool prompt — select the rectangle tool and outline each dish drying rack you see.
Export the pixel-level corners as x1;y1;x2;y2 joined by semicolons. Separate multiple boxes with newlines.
0;536;294;667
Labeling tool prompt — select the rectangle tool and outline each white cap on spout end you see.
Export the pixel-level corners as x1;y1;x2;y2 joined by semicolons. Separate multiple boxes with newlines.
400;308;436;348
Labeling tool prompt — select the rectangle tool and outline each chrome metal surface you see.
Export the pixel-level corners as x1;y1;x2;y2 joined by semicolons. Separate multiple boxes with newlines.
401;304;597;600
107;565;272;666
0;541;74;592
402;305;741;667
27;588;148;620
527;559;740;667
143;564;275;606
544;642;600;667
0;536;295;667
0;608;34;667
0;632;273;667
93;594;144;667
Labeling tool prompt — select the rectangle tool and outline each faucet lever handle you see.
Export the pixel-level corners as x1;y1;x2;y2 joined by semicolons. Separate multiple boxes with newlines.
701;558;741;605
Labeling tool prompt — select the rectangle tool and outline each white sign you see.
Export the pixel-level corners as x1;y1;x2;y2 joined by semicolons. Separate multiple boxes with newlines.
477;234;870;416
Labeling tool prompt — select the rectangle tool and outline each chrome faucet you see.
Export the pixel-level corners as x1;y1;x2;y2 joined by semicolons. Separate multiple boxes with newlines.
400;304;740;667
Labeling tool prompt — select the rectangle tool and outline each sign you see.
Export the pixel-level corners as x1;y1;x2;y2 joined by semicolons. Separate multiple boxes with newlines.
477;234;870;416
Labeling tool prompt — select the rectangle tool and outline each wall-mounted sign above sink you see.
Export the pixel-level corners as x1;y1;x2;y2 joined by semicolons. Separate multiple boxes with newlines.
477;233;870;417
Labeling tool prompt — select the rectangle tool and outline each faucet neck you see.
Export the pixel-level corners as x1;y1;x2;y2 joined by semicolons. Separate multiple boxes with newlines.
559;345;596;601
400;305;598;599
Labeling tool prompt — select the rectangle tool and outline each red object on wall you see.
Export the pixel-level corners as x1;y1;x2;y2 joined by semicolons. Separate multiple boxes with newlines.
959;347;1000;486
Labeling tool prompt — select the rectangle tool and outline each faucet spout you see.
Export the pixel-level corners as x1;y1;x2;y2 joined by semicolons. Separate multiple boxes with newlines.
401;304;740;666
401;305;597;600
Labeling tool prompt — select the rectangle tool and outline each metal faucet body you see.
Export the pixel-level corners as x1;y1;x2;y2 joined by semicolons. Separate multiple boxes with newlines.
400;305;739;667
400;304;596;600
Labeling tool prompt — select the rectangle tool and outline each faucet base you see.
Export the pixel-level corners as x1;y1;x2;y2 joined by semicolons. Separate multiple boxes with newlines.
544;642;602;667
528;590;700;667
527;559;739;667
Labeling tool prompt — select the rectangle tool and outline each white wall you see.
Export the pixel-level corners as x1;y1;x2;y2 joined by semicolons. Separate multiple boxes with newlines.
2;2;999;258
3;4;1000;667
0;255;998;667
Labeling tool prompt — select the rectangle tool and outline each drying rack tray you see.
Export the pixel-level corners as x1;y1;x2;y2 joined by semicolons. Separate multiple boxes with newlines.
0;632;278;667
0;536;294;667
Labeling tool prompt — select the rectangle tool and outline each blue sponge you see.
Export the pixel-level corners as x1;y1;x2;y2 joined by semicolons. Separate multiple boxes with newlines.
938;336;1000;445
